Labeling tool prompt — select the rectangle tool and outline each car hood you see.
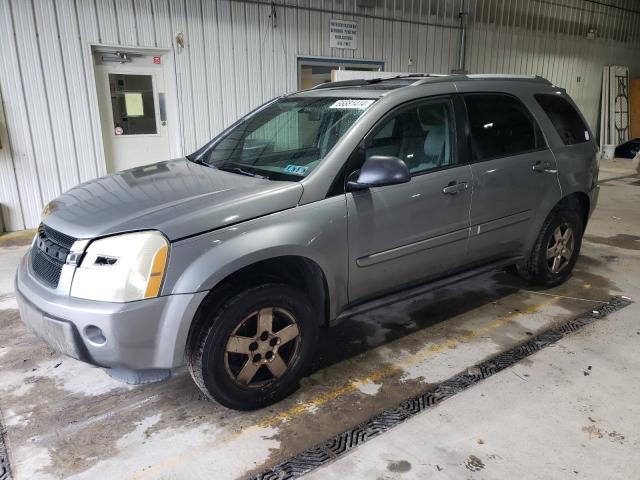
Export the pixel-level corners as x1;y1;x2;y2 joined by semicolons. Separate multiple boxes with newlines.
42;158;304;241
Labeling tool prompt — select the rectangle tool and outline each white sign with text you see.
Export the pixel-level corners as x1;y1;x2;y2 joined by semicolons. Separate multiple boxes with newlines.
330;19;357;49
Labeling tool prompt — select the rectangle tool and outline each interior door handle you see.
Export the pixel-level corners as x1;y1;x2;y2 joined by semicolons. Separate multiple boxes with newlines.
442;181;468;195
532;161;557;173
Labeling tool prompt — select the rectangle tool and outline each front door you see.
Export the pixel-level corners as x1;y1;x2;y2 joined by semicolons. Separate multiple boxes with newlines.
95;51;171;172
346;96;472;303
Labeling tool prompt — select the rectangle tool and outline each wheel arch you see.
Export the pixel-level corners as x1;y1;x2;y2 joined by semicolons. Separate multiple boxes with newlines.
185;255;330;359
557;191;590;231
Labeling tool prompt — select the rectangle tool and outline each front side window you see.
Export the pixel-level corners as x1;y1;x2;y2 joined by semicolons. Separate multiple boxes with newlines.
464;94;544;160
201;97;374;180
364;99;455;174
535;94;590;145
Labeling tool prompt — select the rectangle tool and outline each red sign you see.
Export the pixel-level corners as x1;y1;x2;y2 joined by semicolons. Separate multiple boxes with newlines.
153;56;161;64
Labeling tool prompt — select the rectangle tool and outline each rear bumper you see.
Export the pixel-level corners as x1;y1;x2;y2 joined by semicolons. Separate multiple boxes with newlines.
15;250;207;369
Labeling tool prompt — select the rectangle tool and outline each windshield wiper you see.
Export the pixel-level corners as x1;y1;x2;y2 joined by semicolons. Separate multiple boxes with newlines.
218;165;268;179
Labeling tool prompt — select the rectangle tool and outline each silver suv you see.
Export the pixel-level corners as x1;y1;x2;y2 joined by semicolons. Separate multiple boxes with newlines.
16;75;599;410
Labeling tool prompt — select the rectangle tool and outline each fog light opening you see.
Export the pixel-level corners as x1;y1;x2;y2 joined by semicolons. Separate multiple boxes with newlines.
84;325;107;345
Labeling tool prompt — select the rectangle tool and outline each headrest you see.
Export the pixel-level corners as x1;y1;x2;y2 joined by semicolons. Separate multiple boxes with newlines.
418;106;444;126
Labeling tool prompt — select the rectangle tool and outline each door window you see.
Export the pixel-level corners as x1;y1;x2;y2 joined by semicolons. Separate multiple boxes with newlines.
365;99;455;174
535;94;590;145
108;74;157;135
464;94;544;160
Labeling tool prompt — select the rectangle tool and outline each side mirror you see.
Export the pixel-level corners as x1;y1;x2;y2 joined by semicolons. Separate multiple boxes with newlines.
346;155;411;191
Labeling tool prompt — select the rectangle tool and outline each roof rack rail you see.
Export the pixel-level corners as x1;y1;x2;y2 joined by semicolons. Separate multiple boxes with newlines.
312;73;446;90
312;78;384;89
312;73;552;91
465;74;552;84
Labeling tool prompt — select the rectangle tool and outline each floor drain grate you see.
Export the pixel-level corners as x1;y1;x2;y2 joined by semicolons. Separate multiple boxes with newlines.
250;296;632;480
0;425;10;480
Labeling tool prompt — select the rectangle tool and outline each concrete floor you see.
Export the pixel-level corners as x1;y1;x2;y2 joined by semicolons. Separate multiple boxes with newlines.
0;167;638;480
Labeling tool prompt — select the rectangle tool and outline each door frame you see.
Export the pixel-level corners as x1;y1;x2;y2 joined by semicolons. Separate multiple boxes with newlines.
88;44;182;173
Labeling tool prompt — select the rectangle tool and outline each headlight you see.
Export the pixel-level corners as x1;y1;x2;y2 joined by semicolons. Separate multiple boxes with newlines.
70;231;169;302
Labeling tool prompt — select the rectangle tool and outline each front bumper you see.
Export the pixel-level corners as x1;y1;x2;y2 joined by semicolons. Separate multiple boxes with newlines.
15;250;207;369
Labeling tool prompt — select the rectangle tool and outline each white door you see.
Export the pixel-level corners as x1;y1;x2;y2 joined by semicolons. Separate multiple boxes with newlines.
95;52;171;172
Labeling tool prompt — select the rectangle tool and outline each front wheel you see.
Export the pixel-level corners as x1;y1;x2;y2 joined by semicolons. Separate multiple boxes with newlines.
187;283;318;410
516;207;584;287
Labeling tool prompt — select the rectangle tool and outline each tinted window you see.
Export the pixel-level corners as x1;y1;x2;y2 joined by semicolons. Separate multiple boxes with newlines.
464;94;543;160
365;99;455;174
535;94;590;145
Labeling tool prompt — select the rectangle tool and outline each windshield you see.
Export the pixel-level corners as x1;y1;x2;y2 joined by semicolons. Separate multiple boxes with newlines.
200;97;375;180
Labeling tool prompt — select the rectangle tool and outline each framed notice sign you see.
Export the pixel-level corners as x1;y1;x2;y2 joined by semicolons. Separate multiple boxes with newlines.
330;19;357;50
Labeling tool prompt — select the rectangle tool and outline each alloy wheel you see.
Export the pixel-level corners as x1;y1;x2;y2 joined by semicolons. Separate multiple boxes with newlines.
224;307;301;387
546;223;575;274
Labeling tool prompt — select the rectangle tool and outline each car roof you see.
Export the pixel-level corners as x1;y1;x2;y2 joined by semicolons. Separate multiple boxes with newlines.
289;74;554;99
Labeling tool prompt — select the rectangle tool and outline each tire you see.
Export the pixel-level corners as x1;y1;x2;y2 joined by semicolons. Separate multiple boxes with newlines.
187;283;318;410
516;206;584;287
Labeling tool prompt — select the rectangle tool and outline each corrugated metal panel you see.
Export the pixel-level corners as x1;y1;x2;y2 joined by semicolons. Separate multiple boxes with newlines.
1;0;640;230
32;0;81;193
134;0;156;47
116;0;138;46
1;0;47;226
57;0;100;184
0;1;24;230
0;87;22;231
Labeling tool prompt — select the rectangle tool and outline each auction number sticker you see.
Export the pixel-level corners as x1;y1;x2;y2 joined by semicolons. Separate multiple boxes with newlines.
329;99;375;110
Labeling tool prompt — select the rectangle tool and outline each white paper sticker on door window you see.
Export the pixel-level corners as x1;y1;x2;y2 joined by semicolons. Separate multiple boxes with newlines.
329;99;374;110
125;92;144;117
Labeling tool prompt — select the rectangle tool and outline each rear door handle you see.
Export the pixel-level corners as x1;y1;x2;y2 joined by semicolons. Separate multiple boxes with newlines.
442;181;468;195
532;161;557;173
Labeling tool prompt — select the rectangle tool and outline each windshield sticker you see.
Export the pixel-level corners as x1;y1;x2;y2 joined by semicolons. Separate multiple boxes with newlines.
329;99;375;110
284;165;308;175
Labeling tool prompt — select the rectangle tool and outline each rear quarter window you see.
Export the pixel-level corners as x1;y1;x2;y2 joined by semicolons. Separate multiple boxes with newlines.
535;94;590;145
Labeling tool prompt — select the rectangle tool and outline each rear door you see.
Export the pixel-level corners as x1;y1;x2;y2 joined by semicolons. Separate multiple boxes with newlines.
462;93;562;262
346;96;472;303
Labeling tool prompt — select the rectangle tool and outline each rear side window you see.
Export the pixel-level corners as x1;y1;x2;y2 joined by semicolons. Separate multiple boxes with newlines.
535;94;590;145
464;94;544;160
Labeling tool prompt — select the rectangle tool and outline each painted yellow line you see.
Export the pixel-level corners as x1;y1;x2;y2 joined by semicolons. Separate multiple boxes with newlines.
131;297;555;480
259;297;556;426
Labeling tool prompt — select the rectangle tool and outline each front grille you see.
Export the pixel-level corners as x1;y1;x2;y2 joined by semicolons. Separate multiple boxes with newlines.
42;224;75;249
31;248;64;288
30;224;76;289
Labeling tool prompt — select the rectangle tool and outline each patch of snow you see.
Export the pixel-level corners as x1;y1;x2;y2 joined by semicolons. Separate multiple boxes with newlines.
355;380;382;396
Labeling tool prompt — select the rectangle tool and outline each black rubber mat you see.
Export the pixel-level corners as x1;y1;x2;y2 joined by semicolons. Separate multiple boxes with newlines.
250;296;632;480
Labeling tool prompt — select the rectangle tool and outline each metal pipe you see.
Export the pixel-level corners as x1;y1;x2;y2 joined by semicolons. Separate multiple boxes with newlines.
454;0;468;74
230;0;461;31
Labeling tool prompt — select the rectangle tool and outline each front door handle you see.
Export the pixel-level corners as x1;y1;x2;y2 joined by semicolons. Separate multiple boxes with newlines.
532;161;558;173
442;181;468;195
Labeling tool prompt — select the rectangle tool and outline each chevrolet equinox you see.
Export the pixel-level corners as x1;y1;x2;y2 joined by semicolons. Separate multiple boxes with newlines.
16;74;599;410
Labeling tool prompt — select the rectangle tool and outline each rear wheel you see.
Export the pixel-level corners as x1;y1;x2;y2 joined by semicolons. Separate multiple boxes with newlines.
188;283;318;410
516;207;584;287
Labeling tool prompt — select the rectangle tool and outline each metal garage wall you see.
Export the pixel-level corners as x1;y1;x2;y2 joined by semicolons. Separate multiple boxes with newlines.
0;0;639;231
